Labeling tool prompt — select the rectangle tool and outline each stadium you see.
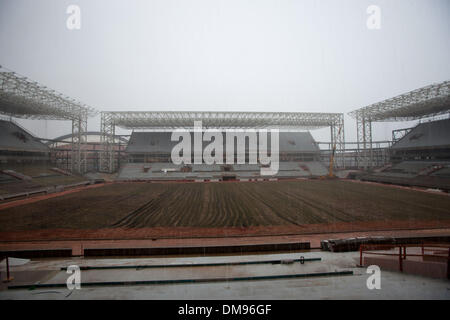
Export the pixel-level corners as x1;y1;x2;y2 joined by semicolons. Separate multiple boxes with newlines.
0;65;450;296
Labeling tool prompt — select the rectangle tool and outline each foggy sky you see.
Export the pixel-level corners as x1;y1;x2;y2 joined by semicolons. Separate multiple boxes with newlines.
0;0;449;142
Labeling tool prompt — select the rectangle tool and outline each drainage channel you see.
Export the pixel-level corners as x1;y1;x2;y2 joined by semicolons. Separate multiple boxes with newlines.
59;256;322;271
8;270;354;290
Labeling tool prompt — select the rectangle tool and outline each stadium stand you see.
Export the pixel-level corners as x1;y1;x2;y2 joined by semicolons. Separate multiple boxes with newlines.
391;119;450;151
118;131;327;181
431;166;450;178
192;164;221;172
390;119;450;162
0;119;50;163
232;164;260;171
279;162;303;171
278;132;320;153
0;120;88;196
304;161;328;176
360;119;450;190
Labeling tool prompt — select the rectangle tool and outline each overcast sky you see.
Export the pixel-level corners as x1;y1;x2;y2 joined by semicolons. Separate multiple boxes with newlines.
0;0;449;142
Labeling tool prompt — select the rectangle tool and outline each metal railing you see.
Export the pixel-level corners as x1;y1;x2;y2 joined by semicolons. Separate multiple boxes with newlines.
359;243;450;278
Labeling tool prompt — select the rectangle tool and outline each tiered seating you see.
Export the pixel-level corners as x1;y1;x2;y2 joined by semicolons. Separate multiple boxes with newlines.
378;161;450;177
431;166;450;178
192;164;221;172
118;161;328;180
0;164;53;178
279;162;302;171
121;130;326;180
0;164;86;190
118;163;186;180
276;170;310;178
118;163;146;180
0;172;18;184
232;164;260;171
388;161;433;174
363;160;450;191
235;171;260;178
391;119;450;150
305;162;328;176
147;163;182;172
0;120;49;153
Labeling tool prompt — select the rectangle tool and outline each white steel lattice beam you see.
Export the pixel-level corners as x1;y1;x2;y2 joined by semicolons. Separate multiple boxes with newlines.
0;69;96;120
349;81;450;122
0;66;97;174
99;111;343;130
330;114;345;169
71;110;88;173
349;80;450;169
99;111;345;173
99;112;116;173
356;115;373;169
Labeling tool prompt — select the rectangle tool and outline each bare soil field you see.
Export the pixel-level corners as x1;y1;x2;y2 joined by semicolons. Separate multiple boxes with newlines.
0;180;450;240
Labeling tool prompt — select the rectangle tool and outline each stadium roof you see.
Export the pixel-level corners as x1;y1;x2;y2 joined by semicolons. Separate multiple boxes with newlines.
0;66;97;120
348;80;450;122
102;111;343;130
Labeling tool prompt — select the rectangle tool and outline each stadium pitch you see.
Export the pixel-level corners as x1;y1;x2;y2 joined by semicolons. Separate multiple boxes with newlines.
0;179;449;241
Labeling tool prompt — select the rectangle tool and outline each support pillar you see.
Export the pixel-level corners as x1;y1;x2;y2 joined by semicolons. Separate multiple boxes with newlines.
71;109;88;174
100;112;115;173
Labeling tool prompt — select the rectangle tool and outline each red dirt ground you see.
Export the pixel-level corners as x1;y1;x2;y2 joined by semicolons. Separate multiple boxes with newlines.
1;180;450;245
1;228;450;255
1;220;450;242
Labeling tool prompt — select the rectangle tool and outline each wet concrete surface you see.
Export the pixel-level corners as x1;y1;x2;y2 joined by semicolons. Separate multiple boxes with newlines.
1;251;449;299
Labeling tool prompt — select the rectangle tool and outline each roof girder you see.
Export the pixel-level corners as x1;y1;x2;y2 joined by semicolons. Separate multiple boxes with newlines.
349;81;450;122
102;111;343;130
0;69;96;120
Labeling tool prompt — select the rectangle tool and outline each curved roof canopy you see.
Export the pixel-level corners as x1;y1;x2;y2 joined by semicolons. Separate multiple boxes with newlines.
0;66;96;120
349;81;450;122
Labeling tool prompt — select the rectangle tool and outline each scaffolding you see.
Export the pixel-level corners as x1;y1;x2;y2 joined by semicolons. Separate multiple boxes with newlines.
0;66;97;173
349;81;450;169
99;111;345;173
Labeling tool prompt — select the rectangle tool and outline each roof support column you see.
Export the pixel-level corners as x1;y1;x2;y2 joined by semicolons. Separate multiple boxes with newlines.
356;114;372;170
71;109;88;174
330;114;345;169
100;112;115;173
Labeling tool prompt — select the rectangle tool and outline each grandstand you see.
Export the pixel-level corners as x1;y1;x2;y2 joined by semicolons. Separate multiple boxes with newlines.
0;66;97;174
390;118;450;161
0;119;50;163
100;111;345;173
0;119;88;197
118;131;327;181
359;119;450;190
0;66;96;198
349;80;450;169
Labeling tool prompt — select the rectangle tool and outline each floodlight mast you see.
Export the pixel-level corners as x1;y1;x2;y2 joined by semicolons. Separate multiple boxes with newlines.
0;66;97;173
99;111;345;173
348;80;450;169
